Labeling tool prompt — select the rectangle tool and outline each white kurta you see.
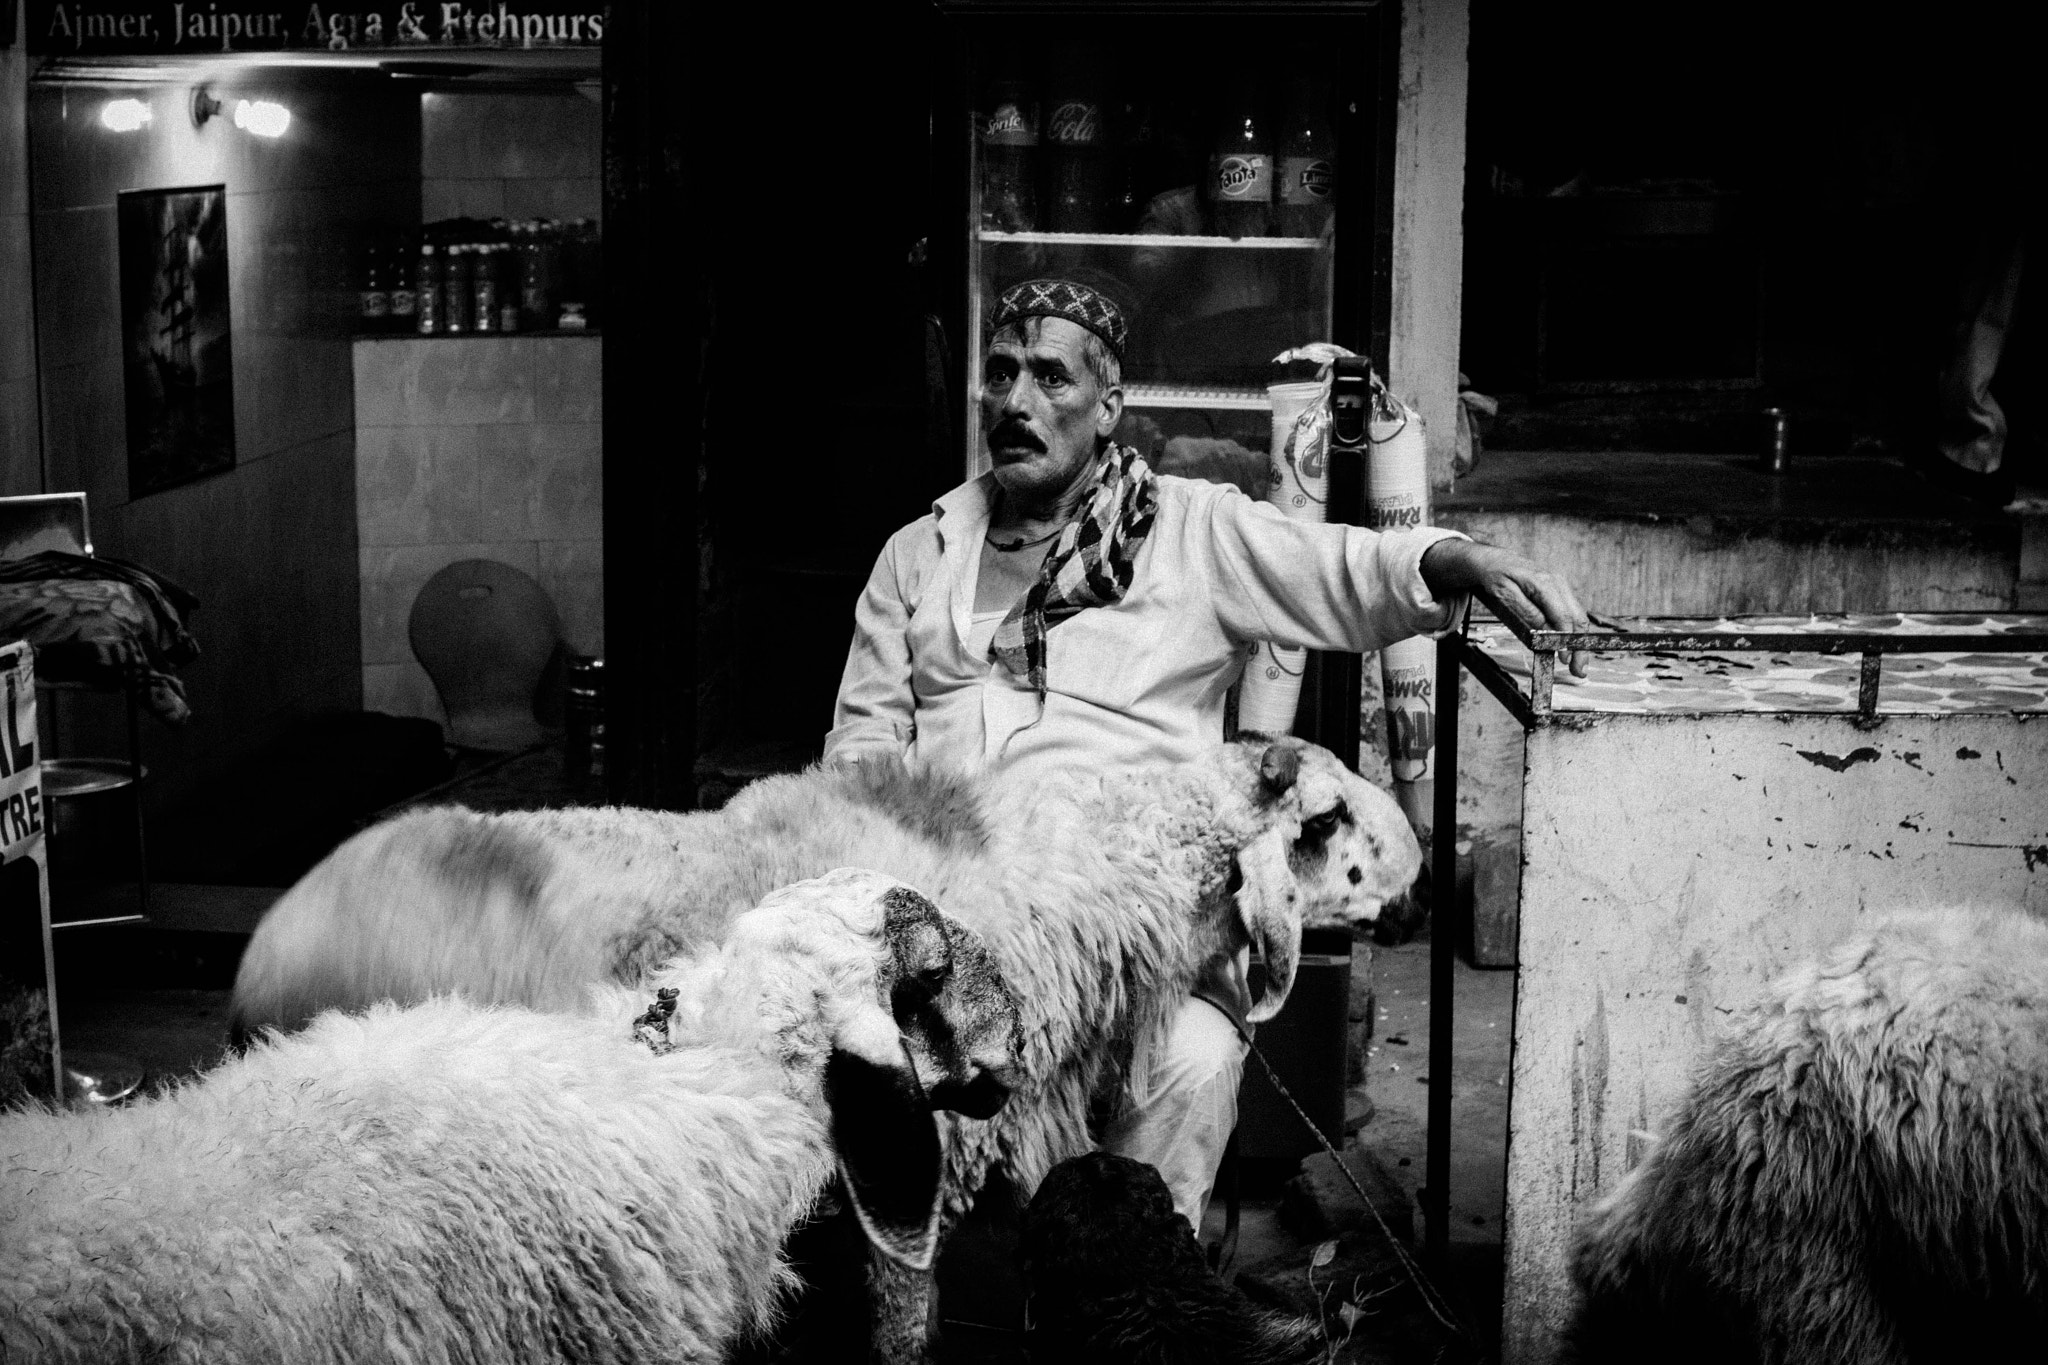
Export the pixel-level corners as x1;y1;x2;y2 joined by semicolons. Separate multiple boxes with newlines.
824;470;1466;783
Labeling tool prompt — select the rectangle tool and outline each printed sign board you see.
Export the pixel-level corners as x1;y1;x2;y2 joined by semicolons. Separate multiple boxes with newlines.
28;2;602;56
0;639;60;1107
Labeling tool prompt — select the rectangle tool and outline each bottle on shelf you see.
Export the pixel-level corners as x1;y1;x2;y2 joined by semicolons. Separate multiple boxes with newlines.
388;232;418;330
416;241;442;335
559;219;600;330
519;220;558;331
357;234;389;329
1043;46;1111;233
1277;76;1337;239
473;241;499;333
444;243;474;334
497;228;523;332
1208;76;1273;239
980;76;1039;233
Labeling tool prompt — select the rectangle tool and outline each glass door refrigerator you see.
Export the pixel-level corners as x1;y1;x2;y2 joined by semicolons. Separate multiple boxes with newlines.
930;0;1398;757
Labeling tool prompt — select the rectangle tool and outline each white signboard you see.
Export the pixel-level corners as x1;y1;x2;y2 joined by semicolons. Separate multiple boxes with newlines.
1;638;60;1105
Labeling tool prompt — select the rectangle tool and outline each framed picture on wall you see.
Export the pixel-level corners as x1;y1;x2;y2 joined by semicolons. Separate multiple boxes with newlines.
117;184;236;498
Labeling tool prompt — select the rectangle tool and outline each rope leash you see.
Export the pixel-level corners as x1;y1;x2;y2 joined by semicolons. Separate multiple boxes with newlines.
1232;1020;1480;1346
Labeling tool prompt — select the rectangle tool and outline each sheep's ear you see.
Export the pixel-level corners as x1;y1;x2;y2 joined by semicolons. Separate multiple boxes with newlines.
1236;826;1303;1024
1259;743;1301;797
826;1047;943;1271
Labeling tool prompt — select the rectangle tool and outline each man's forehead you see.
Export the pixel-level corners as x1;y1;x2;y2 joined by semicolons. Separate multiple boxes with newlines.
990;316;1091;365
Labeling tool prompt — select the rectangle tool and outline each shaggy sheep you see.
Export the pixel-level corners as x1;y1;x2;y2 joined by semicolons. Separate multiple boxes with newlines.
0;869;1022;1364
1021;1151;1323;1365
229;735;1421;1360
1566;904;2048;1365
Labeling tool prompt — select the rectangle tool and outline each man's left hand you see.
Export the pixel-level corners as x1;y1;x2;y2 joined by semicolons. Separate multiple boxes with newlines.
1420;540;1596;677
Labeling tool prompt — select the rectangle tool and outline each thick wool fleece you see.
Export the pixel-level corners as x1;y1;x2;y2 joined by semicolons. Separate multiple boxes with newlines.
1567;905;2048;1365
2;1001;822;1364
3;870;1006;1365
228;738;1419;1362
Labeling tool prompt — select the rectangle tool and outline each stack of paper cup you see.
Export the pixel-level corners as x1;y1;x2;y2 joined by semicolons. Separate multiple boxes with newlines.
1237;380;1331;735
1368;392;1435;784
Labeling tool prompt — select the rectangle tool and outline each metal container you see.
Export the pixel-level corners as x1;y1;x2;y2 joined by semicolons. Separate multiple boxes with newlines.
1761;407;1790;474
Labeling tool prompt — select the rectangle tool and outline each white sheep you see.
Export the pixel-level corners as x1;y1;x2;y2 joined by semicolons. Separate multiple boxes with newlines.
229;735;1421;1360
1566;904;2048;1365
0;869;1022;1364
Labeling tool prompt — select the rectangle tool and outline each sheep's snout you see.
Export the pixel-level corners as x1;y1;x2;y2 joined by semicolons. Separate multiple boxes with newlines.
928;1068;1012;1120
880;885;1025;1123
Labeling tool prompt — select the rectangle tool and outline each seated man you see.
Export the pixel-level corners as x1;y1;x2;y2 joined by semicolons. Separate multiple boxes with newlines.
825;278;1588;1229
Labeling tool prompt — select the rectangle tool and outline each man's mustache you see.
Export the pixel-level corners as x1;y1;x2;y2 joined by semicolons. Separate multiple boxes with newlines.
988;420;1045;452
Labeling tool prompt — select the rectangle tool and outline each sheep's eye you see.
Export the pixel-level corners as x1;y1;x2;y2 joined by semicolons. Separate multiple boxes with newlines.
1299;803;1348;842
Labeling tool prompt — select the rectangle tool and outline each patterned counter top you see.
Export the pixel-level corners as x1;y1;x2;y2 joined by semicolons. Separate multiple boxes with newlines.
1469;613;2048;716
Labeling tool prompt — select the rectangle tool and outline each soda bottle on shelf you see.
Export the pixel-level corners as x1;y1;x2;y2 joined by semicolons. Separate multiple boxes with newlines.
1277;77;1337;238
473;241;499;333
1043;47;1110;233
495;237;521;332
1208;77;1273;239
561;219;601;329
980;77;1039;233
357;234;389;330
519;221;558;331
498;226;525;332
444;243;473;334
416;241;442;334
388;232;418;330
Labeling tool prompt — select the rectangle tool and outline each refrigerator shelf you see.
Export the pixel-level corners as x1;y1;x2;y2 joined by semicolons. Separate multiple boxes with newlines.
980;231;1325;251
1121;382;1272;411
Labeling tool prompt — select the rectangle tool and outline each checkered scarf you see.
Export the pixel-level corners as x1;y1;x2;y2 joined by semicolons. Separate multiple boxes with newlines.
988;443;1159;699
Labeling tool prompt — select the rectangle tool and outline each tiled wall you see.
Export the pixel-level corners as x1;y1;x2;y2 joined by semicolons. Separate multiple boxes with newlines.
420;89;600;225
1;21;37;496
26;70;420;808
354;335;602;726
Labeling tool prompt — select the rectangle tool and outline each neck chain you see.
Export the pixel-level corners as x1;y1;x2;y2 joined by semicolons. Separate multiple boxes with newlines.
986;525;1063;552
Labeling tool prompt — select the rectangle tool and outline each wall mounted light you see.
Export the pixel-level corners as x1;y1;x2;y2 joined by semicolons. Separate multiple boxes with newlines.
99;98;153;133
232;100;291;139
191;86;223;127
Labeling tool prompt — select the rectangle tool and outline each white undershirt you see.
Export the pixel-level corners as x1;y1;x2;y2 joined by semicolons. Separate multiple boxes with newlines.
964;608;1006;659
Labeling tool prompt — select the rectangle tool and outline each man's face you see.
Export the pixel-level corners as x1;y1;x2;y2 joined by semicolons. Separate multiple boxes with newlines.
981;317;1122;502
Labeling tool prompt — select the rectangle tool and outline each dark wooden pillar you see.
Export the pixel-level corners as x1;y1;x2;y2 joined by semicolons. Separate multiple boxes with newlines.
601;0;697;809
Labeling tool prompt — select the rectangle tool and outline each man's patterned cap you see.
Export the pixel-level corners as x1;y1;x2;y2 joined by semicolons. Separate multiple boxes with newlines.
989;278;1128;359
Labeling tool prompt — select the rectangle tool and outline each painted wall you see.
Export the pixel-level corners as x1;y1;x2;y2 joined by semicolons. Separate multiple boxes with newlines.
1;8;37;496
1502;713;2048;1362
27;70;419;806
353;334;601;727
420;88;598;225
1388;0;1471;494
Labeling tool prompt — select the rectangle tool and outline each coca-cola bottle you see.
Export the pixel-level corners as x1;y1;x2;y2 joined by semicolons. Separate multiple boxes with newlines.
980;78;1039;233
1043;49;1110;233
1208;78;1272;239
1278;79;1337;238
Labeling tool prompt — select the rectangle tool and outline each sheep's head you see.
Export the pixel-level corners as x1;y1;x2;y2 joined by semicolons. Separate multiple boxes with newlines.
1229;736;1422;1023
714;867;1022;1271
